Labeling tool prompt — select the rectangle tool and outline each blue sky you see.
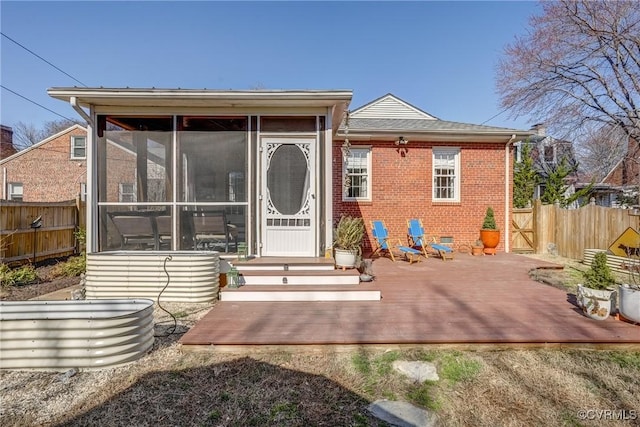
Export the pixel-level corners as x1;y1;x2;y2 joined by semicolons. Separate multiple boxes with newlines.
1;1;541;132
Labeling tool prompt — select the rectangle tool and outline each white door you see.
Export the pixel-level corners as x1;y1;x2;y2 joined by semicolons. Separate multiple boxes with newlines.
261;137;316;256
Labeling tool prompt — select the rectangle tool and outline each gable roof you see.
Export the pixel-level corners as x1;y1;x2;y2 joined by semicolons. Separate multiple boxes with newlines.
349;93;438;120
0;124;87;164
339;94;532;142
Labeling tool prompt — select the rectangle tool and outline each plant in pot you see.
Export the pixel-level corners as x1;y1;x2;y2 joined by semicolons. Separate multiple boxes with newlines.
577;252;617;320
479;207;500;255
471;239;484;256
333;215;365;270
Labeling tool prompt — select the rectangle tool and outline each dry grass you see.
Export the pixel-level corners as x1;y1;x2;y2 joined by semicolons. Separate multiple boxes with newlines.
1;256;639;426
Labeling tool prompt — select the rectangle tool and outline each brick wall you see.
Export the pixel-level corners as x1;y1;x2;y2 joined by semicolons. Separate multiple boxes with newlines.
333;139;512;253
1;128;87;202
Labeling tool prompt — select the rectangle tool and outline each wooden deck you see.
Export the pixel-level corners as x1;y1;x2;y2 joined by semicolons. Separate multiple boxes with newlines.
180;253;640;349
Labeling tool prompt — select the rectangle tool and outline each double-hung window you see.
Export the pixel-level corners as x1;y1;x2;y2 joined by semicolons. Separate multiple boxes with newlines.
8;182;23;201
432;148;460;202
71;136;86;159
343;147;371;201
118;183;136;203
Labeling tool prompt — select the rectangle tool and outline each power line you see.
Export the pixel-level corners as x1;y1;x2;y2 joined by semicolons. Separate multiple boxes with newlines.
1;32;88;87
481;107;509;125
1;85;77;122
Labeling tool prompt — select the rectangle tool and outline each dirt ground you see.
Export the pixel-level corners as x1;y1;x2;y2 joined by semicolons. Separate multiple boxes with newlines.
1;255;639;427
0;262;82;301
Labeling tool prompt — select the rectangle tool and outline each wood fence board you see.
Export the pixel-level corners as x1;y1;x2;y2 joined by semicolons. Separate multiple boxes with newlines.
528;200;640;261
1;199;85;266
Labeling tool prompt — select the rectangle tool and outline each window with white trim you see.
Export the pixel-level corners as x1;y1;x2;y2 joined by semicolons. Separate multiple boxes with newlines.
71;136;86;159
118;183;136;203
8;182;23;201
343;147;371;200
432;148;460;202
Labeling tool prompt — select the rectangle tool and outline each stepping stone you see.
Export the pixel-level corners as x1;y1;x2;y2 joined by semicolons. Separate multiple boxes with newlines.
367;400;438;427
392;360;439;383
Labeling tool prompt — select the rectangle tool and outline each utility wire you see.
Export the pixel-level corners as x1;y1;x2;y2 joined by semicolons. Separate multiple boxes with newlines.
481;107;510;125
1;32;88;87
1;85;77;122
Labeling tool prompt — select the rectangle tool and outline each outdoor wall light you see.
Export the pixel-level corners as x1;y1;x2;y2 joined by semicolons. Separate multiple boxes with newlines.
395;136;409;146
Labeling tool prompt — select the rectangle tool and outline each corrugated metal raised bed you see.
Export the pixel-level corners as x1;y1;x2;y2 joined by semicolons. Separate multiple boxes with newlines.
0;299;154;370
86;251;220;302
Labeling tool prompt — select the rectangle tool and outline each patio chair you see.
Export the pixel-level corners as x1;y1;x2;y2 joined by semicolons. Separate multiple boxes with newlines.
155;215;172;249
407;218;454;261
370;220;396;262
192;210;237;252
109;213;156;249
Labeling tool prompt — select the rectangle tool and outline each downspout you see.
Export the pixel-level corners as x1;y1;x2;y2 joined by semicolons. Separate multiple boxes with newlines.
505;134;517;253
70;97;92;124
70;97;95;251
2;167;6;200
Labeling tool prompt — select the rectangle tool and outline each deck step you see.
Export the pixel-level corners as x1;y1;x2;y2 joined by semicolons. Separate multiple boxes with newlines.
219;289;381;302
232;257;336;272
239;269;360;286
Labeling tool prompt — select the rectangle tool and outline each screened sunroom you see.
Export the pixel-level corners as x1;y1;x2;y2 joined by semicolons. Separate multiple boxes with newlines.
48;88;352;258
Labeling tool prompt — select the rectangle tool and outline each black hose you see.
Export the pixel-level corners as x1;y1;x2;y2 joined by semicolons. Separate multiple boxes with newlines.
154;255;177;337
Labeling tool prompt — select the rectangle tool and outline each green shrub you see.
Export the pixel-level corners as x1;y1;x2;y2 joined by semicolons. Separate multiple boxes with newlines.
0;264;39;288
481;207;498;230
582;252;616;290
52;255;86;277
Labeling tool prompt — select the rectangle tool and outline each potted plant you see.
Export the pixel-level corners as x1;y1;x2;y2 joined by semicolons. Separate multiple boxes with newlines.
333;215;365;270
471;239;484;256
479;207;500;255
577;252;617;320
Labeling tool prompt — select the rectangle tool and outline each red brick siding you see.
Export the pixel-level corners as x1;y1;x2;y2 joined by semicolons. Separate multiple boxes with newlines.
333;140;512;252
1;129;87;202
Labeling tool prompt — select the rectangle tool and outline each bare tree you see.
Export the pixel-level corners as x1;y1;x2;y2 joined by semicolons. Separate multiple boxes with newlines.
12;118;83;150
574;123;628;182
497;0;640;142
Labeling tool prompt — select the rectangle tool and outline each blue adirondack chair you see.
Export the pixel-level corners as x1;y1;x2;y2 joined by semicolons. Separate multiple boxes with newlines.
407;218;454;261
371;220;424;263
370;220;396;262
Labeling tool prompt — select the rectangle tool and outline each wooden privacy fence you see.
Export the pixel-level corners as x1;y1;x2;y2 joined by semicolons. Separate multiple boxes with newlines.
1;199;86;266
527;199;640;260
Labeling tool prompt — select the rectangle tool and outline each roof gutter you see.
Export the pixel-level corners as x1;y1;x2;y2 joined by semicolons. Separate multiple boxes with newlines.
70;96;93;126
505;134;517;253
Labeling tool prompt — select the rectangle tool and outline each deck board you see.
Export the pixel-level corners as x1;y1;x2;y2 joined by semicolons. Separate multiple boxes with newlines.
180;254;640;348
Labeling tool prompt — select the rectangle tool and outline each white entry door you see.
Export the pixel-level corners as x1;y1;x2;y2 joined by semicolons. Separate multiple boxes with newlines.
261;137;316;256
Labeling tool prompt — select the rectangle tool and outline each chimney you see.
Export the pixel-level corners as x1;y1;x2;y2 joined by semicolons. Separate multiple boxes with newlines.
0;125;17;159
530;123;546;137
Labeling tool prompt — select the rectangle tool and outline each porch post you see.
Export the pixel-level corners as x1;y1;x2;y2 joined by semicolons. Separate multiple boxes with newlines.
324;107;334;256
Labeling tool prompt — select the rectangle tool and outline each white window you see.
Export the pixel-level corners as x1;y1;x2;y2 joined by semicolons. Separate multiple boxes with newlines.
119;183;136;203
8;182;23;201
432;148;460;202
71;136;86;159
343;147;371;201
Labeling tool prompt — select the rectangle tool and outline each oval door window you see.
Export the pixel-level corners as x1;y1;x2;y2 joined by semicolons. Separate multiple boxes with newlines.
267;144;309;215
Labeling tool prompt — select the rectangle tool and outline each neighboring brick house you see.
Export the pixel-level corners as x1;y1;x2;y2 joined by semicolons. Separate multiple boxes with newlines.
333;94;532;253
588;137;640;207
0;125;87;202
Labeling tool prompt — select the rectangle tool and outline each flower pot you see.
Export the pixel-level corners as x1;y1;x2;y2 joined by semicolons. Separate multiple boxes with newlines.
576;284;615;320
618;284;640;323
334;248;358;270
471;245;484;256
479;229;500;255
